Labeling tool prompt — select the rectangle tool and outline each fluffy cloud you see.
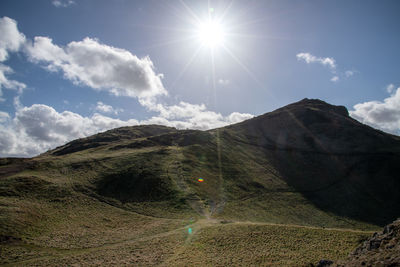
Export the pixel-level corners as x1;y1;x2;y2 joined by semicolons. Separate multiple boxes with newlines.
330;76;339;82
296;52;359;83
0;17;26;62
95;101;122;115
226;112;254;124
386;84;395;94
0;111;9;123
156;101;208;119
296;52;336;69
141;100;254;130
142;111;251;131
350;86;400;134
0;17;27;100
345;70;355;77
26;37;167;98
1;17;166;100
52;0;75;8
0;64;26;101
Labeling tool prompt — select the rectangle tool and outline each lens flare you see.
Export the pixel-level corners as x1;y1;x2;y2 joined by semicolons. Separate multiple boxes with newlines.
197;177;204;182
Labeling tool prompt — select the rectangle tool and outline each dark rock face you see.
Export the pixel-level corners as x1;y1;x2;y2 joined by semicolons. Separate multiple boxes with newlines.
296;98;349;117
0;235;22;244
336;219;400;266
316;259;334;267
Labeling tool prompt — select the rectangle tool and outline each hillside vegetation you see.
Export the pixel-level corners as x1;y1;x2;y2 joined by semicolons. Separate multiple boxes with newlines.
1;99;399;266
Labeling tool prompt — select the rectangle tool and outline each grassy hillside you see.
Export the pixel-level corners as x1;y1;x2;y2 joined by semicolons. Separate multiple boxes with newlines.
1;99;399;265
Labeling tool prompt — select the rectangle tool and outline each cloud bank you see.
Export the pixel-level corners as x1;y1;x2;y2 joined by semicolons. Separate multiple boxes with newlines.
0;102;253;157
0;104;140;157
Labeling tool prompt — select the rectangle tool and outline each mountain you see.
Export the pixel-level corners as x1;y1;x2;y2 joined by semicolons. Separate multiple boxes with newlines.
225;98;400;226
1;98;399;266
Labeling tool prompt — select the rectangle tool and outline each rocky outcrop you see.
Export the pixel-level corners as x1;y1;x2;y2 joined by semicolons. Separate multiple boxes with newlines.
336;219;400;266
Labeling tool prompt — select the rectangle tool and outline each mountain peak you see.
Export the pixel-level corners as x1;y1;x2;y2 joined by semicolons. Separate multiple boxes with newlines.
282;98;349;117
227;98;396;155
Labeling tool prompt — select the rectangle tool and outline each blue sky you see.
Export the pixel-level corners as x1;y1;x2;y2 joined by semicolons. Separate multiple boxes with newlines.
0;0;400;157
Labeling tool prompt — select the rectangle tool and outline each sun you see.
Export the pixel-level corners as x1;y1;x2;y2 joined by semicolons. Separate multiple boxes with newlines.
197;19;225;48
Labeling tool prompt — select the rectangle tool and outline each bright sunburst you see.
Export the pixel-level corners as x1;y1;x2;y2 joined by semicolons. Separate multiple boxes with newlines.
197;19;225;47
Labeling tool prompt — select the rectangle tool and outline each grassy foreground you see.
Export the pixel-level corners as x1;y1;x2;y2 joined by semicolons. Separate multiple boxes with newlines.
1;216;371;266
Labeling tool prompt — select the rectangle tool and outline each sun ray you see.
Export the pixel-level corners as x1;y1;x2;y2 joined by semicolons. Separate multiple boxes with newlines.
133;23;193;33
221;44;268;92
209;39;226;216
179;0;203;26
169;45;203;89
226;32;298;41
218;0;235;22
135;35;196;52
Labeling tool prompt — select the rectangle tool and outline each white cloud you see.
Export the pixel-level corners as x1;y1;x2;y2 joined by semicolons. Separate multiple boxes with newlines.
0;64;26;101
157;101;207;119
26;37;167;98
226;112;254;124
0;17;26;62
141;100;254;131
330;76;339;82
0;17;165;100
350;86;400;134
0;111;9;123
95;101;122;115
26;36;67;68
218;79;230;86
296;52;336;69
296;52;359;82
0;17;27;100
345;70;355;77
386;84;395;94
52;0;75;8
